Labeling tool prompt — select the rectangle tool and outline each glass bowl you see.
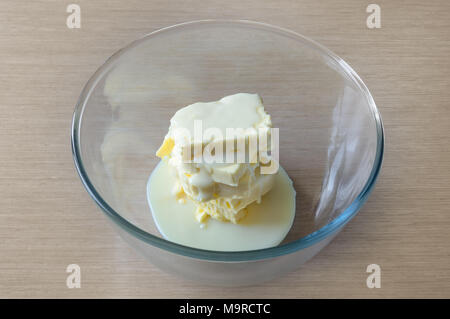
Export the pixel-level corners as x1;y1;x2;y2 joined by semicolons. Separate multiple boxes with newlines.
72;20;384;286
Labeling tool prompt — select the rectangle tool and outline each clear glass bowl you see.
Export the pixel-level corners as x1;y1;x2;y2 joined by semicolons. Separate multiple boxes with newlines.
72;20;384;286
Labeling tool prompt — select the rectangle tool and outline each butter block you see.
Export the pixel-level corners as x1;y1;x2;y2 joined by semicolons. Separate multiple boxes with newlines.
156;137;174;158
155;93;276;223
210;164;247;186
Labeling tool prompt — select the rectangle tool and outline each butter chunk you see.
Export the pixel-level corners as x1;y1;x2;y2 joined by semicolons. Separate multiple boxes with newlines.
210;163;247;186
195;207;209;223
156;137;174;158
156;93;276;224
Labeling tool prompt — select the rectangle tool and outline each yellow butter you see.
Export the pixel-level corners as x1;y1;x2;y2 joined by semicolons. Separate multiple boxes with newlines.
157;93;276;223
156;138;174;158
195;207;209;223
210;164;246;186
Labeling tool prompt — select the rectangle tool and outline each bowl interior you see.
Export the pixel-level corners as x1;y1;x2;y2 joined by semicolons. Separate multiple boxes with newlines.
75;21;379;253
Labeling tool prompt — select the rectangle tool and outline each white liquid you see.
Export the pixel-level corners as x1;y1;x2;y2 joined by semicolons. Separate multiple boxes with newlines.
147;161;296;251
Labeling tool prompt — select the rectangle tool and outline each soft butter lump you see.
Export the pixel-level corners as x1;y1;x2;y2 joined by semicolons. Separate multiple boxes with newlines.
156;93;276;224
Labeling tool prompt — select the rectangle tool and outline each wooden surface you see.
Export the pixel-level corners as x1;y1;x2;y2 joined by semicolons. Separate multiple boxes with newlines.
1;0;449;298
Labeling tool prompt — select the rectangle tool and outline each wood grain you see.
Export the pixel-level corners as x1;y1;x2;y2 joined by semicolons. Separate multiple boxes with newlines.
0;0;449;298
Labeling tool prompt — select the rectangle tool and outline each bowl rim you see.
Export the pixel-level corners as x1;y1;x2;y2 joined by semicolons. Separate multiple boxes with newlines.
71;19;385;262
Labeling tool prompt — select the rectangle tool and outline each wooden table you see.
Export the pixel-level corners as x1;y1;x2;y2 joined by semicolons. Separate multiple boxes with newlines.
1;0;449;298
